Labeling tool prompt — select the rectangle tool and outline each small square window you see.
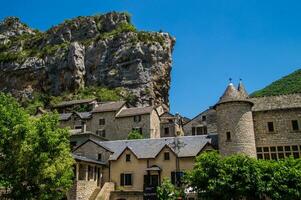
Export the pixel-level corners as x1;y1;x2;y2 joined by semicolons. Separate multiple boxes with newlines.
202;115;206;121
285;146;291;151
285;152;292;157
126;154;131;162
293;152;300;159
267;122;274;132
164;152;170;160
264;153;270;160
278;153;284;159
226;132;231;141
257;154;263;159
270;147;276;152
271;153;277;160
99;118;105;125
164;127;169;135
277;146;283;152
98;154;102;161
292;120;299;131
292;145;298;151
256;147;262;153
263;147;269;152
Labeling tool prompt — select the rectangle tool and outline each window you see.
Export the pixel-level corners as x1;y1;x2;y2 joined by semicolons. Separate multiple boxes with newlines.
226;132;231;141
164;152;170;160
126;154;131;162
292;120;299;131
97;129;106;137
191;127;195;136
196;127;202;135
98;154;102;161
120;173;132;186
171;171;184;186
99;118;105;125
74;125;82;129
267;122;274;132
134;115;141;122
164;127;169;135
202;115;206;121
256;147;262;153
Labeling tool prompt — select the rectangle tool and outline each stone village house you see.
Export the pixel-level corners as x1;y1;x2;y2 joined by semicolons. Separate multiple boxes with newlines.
62;81;301;199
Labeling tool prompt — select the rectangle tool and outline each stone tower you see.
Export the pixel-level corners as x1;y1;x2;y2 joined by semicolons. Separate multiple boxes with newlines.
214;81;257;157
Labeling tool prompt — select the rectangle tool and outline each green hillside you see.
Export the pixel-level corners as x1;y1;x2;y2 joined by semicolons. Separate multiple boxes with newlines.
251;69;301;97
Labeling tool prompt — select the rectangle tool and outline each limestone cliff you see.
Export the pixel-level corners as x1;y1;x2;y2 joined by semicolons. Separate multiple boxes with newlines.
0;12;175;108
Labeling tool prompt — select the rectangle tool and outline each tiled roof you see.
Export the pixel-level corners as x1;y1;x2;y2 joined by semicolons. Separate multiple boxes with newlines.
250;93;301;112
72;154;106;165
97;135;212;160
59;112;92;121
92;101;126;113
116;106;154;118
53;98;96;108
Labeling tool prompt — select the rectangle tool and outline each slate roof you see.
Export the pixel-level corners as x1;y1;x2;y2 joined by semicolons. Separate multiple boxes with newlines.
59;113;73;121
92;101;126;113
53;98;96;108
59;112;92;121
73;154;106;165
116;106;154;118
250;93;301;112
96;135;213;160
75;112;92;119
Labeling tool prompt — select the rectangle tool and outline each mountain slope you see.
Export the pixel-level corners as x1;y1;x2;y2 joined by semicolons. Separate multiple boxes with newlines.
251;69;301;97
0;12;175;108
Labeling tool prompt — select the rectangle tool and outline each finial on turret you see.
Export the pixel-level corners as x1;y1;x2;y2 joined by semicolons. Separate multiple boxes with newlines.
238;78;249;98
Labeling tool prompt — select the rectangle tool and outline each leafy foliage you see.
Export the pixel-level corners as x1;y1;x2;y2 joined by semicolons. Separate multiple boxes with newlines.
156;178;180;200
0;93;74;199
127;130;144;140
186;151;301;200
251;69;301;97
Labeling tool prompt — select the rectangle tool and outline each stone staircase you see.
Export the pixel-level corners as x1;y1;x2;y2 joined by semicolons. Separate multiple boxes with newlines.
96;182;115;200
89;188;101;200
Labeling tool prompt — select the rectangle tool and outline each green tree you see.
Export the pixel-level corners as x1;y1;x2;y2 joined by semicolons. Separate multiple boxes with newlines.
0;93;74;199
186;151;301;200
127;130;144;140
156;178;180;200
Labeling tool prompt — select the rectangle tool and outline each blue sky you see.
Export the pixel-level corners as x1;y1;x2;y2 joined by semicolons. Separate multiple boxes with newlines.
1;0;301;118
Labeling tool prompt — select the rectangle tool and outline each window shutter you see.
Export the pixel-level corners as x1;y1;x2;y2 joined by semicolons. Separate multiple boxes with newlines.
192;127;195;135
120;173;124;186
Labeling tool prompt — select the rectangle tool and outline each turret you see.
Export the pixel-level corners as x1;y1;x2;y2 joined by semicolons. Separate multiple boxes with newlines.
214;80;256;157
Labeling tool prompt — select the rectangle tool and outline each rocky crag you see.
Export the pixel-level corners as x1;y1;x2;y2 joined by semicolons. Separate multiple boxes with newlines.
0;12;175;108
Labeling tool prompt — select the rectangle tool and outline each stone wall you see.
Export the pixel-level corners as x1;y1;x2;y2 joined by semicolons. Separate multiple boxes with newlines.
68;180;98;200
183;108;217;136
253;108;301;147
216;102;256;157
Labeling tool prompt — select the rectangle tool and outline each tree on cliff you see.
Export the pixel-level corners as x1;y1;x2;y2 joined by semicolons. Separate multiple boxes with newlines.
186;151;301;200
0;93;74;199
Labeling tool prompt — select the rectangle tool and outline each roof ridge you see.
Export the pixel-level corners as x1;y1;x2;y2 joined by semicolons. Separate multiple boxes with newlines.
250;92;301;99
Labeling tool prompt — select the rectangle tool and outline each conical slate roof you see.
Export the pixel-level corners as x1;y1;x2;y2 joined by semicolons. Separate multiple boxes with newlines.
238;80;249;98
217;83;240;104
215;82;253;106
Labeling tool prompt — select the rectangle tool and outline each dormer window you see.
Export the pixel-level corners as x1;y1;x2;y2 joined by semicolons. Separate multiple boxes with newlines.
292;120;299;131
98;153;102;161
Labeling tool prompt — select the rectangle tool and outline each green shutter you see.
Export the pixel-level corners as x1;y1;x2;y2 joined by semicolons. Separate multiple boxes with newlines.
120;173;124;186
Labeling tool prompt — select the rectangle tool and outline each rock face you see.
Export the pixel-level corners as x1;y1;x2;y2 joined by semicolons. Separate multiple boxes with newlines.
0;12;175;108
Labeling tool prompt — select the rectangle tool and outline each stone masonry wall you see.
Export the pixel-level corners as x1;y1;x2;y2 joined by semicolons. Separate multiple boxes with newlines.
253;108;301;147
216;102;257;157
